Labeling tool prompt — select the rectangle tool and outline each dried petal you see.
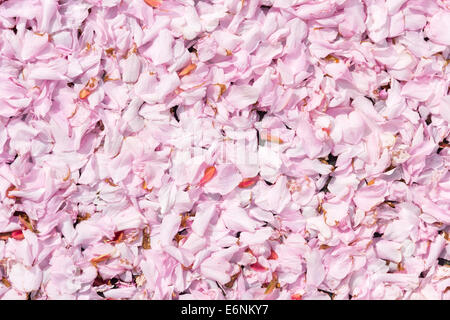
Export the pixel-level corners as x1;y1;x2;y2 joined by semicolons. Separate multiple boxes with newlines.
6;185;17;199
144;0;161;8
250;262;268;272
16;212;37;233
178;63;197;77
238;176;259;188
264;273;278;295
142;226;151;249
215;83;227;99
224;271;241;288
268;250;278;260
79;88;91;100
11;230;24;240
91;253;111;266
262;134;284;144
199;166;216;186
1;277;11;288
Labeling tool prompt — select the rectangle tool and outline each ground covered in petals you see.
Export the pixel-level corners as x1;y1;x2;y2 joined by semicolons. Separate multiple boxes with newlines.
0;0;449;300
